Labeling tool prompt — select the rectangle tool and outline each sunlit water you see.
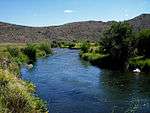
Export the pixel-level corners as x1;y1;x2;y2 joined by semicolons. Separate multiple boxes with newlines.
21;48;150;113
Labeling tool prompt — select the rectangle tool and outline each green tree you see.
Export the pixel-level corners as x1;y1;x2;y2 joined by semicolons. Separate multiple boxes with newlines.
100;22;133;70
136;29;150;57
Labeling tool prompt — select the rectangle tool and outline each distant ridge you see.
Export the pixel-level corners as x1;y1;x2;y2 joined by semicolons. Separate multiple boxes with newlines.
0;14;150;43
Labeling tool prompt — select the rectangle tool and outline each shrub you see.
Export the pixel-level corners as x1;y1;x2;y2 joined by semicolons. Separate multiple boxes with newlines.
15;53;29;65
21;44;36;64
39;42;52;55
51;40;60;48
36;50;46;58
7;47;19;57
0;69;47;113
136;29;150;57
80;42;90;53
100;22;133;70
68;43;75;49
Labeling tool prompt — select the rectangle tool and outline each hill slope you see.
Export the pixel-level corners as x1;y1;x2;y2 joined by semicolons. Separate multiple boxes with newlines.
0;14;150;43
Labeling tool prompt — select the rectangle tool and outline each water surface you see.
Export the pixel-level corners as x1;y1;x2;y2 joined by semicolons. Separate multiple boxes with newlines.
21;48;150;113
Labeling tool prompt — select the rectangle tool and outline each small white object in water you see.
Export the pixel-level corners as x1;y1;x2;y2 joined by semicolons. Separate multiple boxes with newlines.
133;68;141;73
27;64;33;69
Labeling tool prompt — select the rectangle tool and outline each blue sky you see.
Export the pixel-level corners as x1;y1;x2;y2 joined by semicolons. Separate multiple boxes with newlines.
0;0;149;26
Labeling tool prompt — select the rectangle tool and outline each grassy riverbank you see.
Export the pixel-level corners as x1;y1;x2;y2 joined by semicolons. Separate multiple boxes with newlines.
80;45;150;72
79;22;150;72
0;42;52;113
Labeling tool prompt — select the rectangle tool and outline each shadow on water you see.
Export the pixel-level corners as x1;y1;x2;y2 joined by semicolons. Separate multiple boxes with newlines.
21;48;150;113
100;70;150;113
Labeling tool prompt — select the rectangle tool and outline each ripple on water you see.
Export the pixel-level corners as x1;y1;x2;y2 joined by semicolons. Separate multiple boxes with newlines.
21;48;150;113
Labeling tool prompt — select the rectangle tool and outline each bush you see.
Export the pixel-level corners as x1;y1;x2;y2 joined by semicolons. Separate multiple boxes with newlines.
80;42;90;53
15;54;29;65
59;41;72;48
36;50;47;58
39;42;52;55
0;69;47;113
0;43;48;112
68;43;76;49
7;47;19;57
100;22;133;70
51;40;60;48
21;44;36;64
136;29;150;57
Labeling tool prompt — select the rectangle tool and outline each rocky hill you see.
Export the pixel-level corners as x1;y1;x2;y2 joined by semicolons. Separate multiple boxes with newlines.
128;14;150;31
0;14;150;43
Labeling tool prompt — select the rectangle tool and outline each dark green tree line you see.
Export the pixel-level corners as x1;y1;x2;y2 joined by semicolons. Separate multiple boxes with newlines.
100;22;133;70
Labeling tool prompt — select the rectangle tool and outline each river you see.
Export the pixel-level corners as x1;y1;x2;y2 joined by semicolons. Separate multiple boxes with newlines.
21;48;150;113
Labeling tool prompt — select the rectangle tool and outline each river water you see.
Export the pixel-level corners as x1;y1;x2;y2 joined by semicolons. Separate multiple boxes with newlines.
21;48;150;113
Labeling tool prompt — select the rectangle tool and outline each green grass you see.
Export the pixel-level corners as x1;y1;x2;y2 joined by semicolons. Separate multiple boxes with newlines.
38;42;52;55
0;69;47;113
129;56;150;69
0;42;52;63
60;42;87;49
80;42;106;61
0;43;51;113
0;43;26;52
73;43;82;49
80;52;108;61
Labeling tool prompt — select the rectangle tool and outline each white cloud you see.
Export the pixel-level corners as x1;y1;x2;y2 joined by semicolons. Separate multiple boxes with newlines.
64;10;74;13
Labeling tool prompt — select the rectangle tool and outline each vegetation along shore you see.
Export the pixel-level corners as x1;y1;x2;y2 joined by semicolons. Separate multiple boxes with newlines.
0;14;150;113
0;42;52;113
80;22;150;73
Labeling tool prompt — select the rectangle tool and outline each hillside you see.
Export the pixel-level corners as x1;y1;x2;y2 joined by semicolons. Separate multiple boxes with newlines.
0;14;150;43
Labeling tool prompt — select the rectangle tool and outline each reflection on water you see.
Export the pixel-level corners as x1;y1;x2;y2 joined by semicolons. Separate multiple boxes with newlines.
21;48;150;113
100;70;150;112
